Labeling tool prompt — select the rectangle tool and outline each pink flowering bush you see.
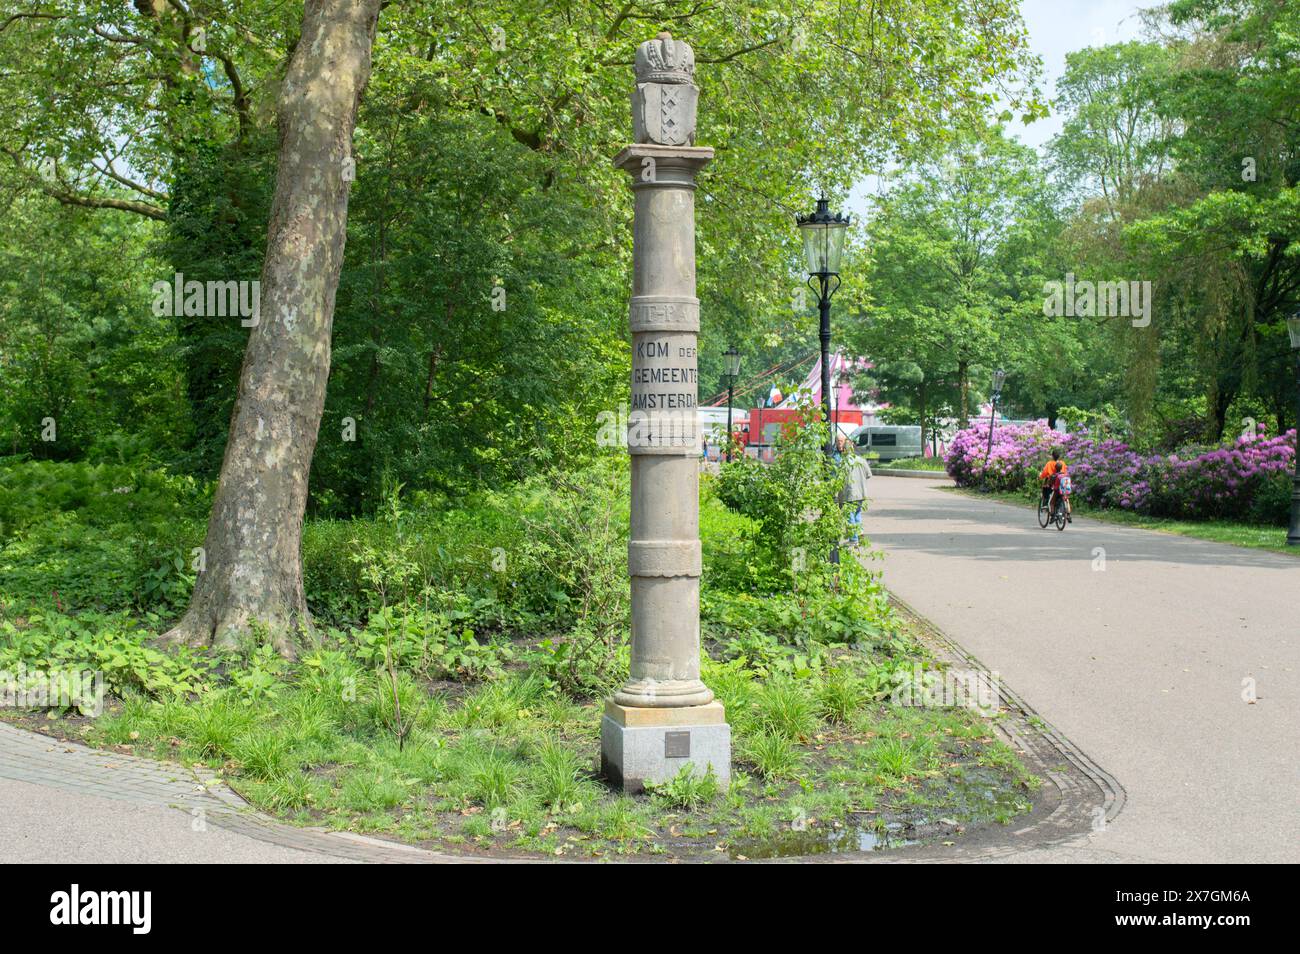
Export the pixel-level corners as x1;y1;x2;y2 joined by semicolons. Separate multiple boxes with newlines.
946;421;1295;525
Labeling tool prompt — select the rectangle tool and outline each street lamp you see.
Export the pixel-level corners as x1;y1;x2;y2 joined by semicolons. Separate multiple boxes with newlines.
986;367;1006;462
797;197;850;457
723;345;741;462
1287;313;1300;546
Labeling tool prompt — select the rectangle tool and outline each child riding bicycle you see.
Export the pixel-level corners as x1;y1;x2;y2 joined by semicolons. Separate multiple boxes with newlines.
1039;447;1072;523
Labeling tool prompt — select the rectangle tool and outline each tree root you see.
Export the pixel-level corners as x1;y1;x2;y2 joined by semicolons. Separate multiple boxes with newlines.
158;606;305;660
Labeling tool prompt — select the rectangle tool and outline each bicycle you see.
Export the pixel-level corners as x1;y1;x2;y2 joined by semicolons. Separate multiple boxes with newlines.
1050;490;1068;530
1038;475;1072;531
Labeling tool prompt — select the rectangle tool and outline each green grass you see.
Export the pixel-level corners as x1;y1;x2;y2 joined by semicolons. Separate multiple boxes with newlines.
946;486;1298;555
816;667;865;724
645;764;721;810
531;738;590;810
750;678;821;741
741;729;806;780
3;646;1040;858
874;457;947;472
0;600;1043;859
1069;508;1296;553
0;479;1041;859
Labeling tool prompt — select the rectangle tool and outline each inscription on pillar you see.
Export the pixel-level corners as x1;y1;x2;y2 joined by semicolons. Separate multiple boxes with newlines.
628;296;699;453
630;333;697;451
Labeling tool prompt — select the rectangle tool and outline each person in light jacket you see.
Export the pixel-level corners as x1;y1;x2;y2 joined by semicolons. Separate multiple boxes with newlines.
836;435;872;544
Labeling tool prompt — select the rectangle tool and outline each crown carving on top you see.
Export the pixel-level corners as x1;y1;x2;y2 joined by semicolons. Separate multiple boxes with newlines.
635;32;695;85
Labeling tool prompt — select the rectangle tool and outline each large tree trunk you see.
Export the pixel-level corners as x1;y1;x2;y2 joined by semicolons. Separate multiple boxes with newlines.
163;0;382;655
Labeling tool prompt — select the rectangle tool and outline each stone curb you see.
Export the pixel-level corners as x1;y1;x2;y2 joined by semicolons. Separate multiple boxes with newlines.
871;469;953;480
733;597;1126;864
865;595;1128;862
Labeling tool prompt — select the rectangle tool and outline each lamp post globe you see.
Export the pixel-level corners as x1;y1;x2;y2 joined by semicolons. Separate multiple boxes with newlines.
723;345;741;462
796;197;850;457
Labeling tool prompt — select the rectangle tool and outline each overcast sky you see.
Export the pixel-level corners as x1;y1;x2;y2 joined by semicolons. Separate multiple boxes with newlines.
1011;0;1149;150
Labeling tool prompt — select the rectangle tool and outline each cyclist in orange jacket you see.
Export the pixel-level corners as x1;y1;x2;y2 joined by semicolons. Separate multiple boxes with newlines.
1040;448;1072;522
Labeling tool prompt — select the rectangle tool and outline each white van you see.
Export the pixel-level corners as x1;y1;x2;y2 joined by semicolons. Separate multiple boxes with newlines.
850;424;923;461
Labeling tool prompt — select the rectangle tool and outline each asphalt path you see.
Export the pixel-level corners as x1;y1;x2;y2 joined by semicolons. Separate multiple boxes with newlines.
862;476;1299;863
0;776;345;863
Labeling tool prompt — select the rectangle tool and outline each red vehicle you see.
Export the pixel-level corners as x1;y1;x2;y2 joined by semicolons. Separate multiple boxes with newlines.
743;406;864;461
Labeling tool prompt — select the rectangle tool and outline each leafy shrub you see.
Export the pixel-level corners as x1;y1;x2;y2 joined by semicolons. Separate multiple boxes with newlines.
307;460;630;696
710;622;829;679
509;460;630;698
303;460;629;640
1249;471;1292;525
704;561;896;656
0;513;200;613
645;764;719;810
0;460;207;541
0;461;203;614
715;402;849;581
699;486;782;593
0;611;211;705
343;604;510;683
528;633;628;701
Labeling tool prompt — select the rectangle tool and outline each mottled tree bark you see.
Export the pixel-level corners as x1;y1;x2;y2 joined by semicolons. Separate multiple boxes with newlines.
163;0;382;655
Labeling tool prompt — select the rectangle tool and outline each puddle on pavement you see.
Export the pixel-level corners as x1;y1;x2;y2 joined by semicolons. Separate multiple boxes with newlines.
730;820;920;859
728;767;1030;860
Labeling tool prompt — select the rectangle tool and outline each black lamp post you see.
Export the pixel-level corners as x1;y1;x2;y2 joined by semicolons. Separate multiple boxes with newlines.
1287;313;1300;547
986;367;1006;462
723;345;741;462
797;197;850;457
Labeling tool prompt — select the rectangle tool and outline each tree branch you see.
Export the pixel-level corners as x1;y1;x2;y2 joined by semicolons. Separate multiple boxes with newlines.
3;145;167;220
89;159;169;202
41;183;167;220
0;11;63;34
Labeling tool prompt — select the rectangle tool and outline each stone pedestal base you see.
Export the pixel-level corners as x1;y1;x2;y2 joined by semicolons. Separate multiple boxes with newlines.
600;700;730;793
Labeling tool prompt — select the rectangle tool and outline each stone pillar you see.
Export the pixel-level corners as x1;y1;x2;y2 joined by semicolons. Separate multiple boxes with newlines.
601;32;730;793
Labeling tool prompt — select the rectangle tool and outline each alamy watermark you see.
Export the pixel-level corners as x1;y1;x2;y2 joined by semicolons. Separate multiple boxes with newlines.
50;884;151;934
1043;273;1151;327
596;403;699;450
889;663;1000;716
152;271;260;327
1;666;104;716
